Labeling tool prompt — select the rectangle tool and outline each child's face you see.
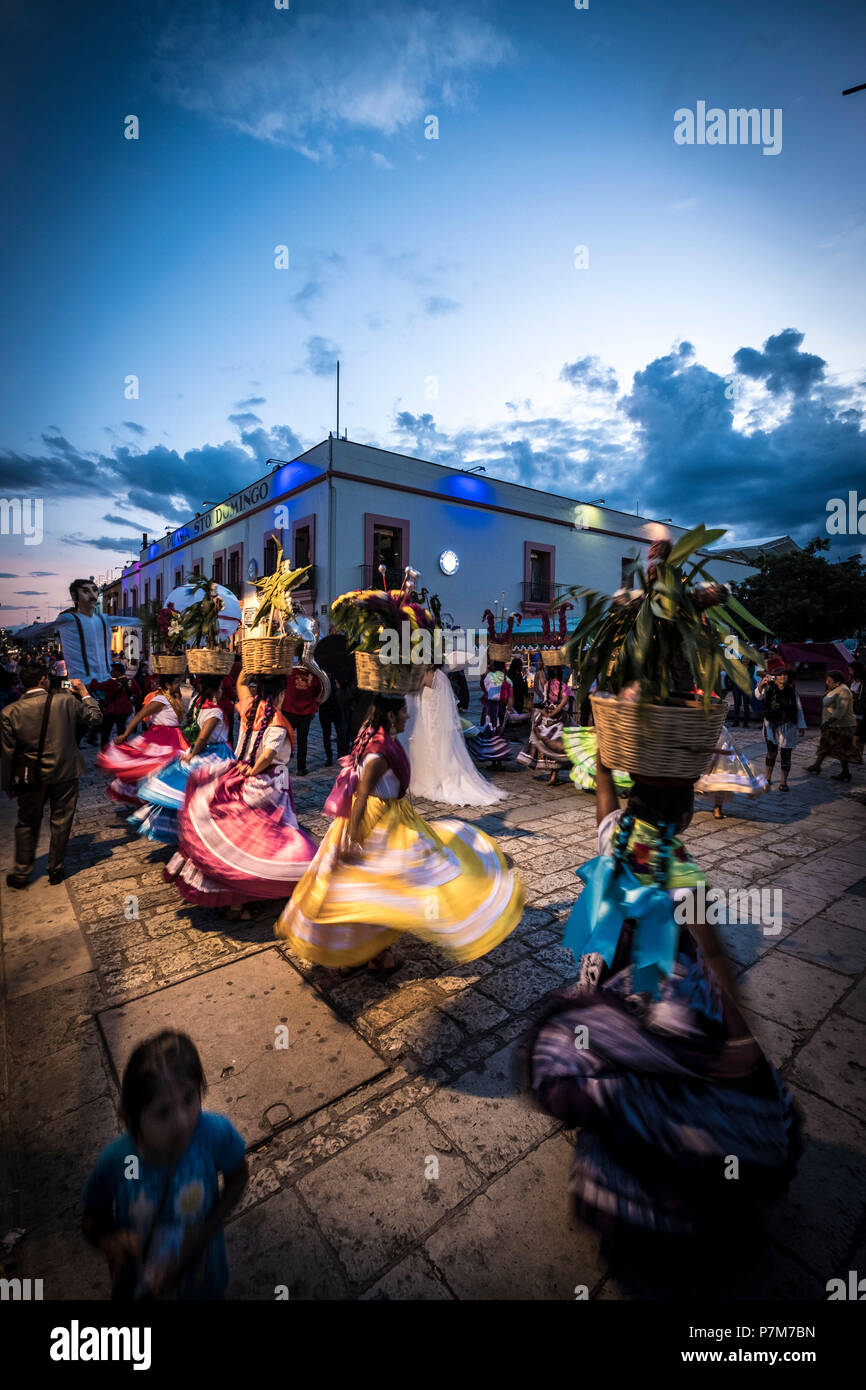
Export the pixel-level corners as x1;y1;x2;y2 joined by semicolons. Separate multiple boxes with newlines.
137;1075;201;1164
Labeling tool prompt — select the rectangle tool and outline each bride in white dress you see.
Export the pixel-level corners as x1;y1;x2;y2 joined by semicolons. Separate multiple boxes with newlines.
402;665;507;806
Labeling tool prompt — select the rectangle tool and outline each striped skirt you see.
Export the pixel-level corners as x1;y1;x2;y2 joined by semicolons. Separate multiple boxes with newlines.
531;940;801;1237
165;761;317;907
128;742;235;843
561;726;632;795
276;795;524;968
526;707;573;770
695;729;768;799
468;720;510;763
96;725;189;805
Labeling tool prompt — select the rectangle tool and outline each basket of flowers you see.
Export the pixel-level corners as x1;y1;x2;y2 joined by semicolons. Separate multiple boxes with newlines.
331;566;435;694
540;604;573;666
563;526;771;779
182;576;235;674
150;603;188;675
241;545;308;674
482;605;522;662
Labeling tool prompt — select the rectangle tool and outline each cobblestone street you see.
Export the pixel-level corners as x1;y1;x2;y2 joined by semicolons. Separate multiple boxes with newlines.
2;703;865;1301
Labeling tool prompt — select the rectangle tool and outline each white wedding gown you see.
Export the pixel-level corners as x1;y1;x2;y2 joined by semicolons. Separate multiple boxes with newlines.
401;669;507;806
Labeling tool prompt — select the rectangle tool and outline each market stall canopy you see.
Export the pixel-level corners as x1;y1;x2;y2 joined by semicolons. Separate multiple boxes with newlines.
777;641;852;669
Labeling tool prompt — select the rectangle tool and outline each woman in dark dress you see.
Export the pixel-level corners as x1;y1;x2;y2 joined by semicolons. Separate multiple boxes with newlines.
507;657;529;715
529;752;800;1240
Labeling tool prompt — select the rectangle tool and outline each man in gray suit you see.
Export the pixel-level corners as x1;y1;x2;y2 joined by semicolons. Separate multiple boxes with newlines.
0;661;102;887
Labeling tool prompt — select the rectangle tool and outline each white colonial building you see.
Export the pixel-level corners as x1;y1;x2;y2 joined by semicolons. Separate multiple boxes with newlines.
115;436;756;638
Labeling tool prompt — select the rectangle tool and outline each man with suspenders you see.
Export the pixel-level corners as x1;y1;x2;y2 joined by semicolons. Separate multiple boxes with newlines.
54;578;113;746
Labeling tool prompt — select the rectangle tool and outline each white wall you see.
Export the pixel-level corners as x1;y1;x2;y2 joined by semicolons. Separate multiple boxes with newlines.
120;436;755;634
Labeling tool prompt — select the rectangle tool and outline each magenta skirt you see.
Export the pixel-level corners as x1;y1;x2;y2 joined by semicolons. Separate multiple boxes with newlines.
165;761;317;907
96;725;189;805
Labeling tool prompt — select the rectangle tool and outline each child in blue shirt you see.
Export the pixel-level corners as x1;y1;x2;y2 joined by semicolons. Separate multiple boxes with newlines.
83;1030;248;1300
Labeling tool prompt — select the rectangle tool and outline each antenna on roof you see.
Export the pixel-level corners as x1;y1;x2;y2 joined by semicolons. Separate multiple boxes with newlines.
336;359;340;440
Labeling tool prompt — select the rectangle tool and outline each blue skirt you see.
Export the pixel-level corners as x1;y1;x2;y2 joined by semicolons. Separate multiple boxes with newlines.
129;743;235;843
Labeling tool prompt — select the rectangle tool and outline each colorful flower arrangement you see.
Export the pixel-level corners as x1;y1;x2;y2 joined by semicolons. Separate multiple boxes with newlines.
330;566;437;653
563;524;771;714
154;603;186;656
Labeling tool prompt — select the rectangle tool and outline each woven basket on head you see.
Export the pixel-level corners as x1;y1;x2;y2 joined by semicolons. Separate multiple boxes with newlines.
590;694;727;779
355;650;426;694
487;641;512;662
541;646;568;667
187;648;234;675
151;654;187;675
241;636;299;675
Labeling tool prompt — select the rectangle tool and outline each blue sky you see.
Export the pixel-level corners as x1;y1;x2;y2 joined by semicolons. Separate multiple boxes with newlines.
1;0;864;621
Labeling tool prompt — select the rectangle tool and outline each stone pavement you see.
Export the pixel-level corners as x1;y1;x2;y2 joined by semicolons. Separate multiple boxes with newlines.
1;701;865;1301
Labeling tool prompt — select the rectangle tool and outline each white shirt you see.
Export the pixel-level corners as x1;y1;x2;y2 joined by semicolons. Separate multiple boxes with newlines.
234;714;291;763
362;753;402;798
145;694;180;727
55;609;112;682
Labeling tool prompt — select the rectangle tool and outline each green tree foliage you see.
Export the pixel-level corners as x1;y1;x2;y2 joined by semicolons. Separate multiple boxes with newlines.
733;539;866;641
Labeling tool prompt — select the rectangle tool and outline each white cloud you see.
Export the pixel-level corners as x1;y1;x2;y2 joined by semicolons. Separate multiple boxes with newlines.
150;2;512;159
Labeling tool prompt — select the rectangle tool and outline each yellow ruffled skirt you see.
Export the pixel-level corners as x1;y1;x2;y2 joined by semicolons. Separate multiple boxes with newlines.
275;795;524;968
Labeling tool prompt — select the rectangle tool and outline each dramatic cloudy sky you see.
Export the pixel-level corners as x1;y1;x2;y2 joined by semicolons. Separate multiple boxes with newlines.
1;0;864;621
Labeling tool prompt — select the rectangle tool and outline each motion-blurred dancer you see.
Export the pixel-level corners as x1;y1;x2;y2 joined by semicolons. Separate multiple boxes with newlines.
530;751;800;1239
96;675;187;806
165;670;316;917
130;675;235;843
276;693;523;972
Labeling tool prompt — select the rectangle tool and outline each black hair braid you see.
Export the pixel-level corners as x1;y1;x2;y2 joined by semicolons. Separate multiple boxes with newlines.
248;696;276;765
237;695;263;763
350;693;405;767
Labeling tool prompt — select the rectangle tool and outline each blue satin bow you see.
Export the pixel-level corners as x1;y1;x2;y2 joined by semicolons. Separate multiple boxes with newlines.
562;855;679;997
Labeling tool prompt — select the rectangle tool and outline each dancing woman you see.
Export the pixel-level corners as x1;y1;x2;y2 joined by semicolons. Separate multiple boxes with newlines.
403;666;506;806
529;752;800;1239
276;693;524;973
468;661;513;765
165;670;316;915
129;675;235;843
518;663;573;786
96;675;188;805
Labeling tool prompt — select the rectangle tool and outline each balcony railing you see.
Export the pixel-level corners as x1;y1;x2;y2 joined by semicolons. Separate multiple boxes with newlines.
520;580;575;607
360;565;406;590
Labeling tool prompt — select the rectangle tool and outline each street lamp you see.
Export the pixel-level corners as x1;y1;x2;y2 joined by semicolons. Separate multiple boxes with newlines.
464;465;486;474
588;498;605;505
